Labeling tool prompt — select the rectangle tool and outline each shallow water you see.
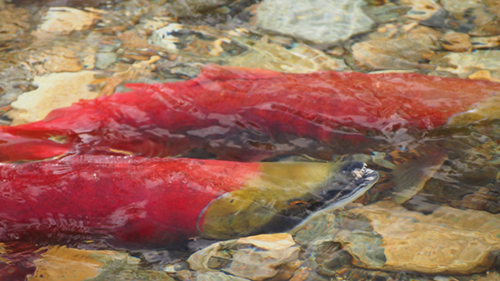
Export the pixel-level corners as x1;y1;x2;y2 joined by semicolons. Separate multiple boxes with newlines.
0;0;500;280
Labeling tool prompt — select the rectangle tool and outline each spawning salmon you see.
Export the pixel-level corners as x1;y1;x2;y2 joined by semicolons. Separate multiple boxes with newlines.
1;65;499;162
0;155;377;247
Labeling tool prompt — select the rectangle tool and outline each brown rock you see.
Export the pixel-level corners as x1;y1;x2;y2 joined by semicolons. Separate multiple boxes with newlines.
36;7;101;34
188;233;300;281
228;38;346;73
400;0;441;20
29;245;173;281
351;34;436;70
440;0;482;18
476;271;500;281
471;35;500;49
441;32;472;52
468;70;500;82
450;187;497;211
345;201;500;275
7;71;100;125
432;50;500;77
470;18;500;37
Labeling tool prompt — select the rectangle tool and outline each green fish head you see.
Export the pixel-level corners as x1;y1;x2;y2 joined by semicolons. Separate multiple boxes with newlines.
197;161;379;239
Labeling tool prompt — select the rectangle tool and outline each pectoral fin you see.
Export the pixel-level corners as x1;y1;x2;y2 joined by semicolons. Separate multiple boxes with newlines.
392;150;447;204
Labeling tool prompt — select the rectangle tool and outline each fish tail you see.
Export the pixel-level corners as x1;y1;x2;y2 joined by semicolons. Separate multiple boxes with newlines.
0;129;72;162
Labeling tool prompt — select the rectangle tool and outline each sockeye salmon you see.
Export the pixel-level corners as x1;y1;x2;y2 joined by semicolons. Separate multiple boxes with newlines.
1;65;499;162
0;155;377;246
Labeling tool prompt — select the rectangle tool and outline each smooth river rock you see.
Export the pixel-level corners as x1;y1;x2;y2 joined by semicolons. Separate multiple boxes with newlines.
293;201;500;275
352;33;436;70
256;0;374;45
188;233;300;281
432;50;500;77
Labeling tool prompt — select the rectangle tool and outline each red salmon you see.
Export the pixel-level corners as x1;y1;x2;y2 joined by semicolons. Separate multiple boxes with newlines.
0;155;377;246
0;65;498;162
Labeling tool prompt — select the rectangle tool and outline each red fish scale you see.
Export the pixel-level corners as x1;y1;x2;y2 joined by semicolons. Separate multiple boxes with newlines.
0;156;260;246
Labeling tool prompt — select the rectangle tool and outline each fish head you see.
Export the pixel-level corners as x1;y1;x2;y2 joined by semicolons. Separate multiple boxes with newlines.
197;161;379;239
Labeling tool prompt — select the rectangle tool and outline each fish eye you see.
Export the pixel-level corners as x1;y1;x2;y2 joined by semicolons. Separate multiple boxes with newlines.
290;200;307;206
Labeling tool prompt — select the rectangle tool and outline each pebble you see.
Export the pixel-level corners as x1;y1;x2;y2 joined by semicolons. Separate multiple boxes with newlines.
29;245;174;281
400;0;441;20
228;38;346;73
470;17;500;36
471;35;500;49
342;201;500;275
7;71;100;125
187;233;300;281
95;52;118;69
36;7;100;34
440;0;483;18
432;50;500;77
163;0;236;16
256;0;374;45
351;34;436;70
441;32;472;52
288;200;500;276
193;272;251;281
362;4;411;23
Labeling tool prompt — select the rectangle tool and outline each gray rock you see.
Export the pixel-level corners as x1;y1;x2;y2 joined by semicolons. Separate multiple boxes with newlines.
351;34;436;70
256;0;374;45
440;0;482;17
164;0;236;16
433;50;500;76
363;4;412;23
95;52;118;70
194;272;251;281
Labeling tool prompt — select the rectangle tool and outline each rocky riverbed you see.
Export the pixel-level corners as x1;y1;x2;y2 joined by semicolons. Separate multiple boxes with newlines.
1;0;500;280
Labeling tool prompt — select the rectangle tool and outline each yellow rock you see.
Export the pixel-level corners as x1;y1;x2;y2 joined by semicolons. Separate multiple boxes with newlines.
228;38;346;73
400;0;441;20
188;233;300;281
352;34;436;70
237;233;296;251
7;71;99;125
28;246;120;281
345;201;500;274
36;7;100;34
441;32;472;52
27;245;171;280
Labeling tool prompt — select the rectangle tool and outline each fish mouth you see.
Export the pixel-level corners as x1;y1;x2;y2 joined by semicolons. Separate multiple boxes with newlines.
319;162;379;207
288;161;379;233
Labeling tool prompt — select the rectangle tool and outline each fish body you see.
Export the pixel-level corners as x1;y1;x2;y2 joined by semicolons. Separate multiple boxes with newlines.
0;155;377;246
1;65;499;162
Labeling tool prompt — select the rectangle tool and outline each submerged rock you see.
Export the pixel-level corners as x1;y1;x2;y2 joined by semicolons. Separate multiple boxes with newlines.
150;24;346;73
193;272;251;281
256;0;374;45
432;50;500;78
440;0;482;18
188;233;300;281
470;17;500;36
471;35;500;49
29;246;173;281
163;0;237;17
35;7;100;34
400;0;441;20
7;71;100;125
351;34;436;70
334;202;500;275
441;32;472;52
228;38;346;72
